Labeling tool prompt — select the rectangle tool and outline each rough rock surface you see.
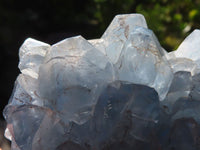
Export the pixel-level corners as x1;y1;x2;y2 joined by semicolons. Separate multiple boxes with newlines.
3;13;200;150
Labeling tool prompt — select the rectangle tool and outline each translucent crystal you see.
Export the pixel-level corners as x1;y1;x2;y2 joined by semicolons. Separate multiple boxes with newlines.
38;36;115;124
161;71;192;113
101;14;148;64
168;58;198;75
171;98;200;123
189;73;200;100
115;27;173;100
175;29;200;61
4;13;200;150
88;39;106;55
19;38;50;79
8;74;42;106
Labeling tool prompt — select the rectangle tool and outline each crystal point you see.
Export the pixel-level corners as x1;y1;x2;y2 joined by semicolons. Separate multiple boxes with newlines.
101;14;148;64
175;29;200;61
19;38;50;79
116;26;173;100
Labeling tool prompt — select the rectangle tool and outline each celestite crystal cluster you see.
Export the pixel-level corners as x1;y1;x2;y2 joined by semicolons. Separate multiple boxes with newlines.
3;14;200;150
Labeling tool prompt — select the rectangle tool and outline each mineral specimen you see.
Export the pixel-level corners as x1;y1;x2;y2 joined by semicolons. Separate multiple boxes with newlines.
3;13;200;150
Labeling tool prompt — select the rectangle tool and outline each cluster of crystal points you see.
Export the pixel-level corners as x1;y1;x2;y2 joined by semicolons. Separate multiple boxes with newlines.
4;14;200;150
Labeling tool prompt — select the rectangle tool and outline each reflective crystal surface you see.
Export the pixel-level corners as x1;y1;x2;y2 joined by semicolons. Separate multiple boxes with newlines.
101;14;148;64
115;26;173;100
175;29;200;61
3;13;200;150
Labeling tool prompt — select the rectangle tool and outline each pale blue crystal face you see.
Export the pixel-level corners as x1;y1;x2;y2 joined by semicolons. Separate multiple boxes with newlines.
115;26;173;100
3;13;200;150
101;14;148;64
175;29;200;61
